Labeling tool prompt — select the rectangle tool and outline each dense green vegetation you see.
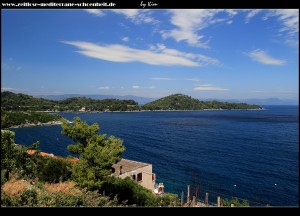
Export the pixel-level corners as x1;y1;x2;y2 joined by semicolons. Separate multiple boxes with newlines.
1;91;138;112
142;94;262;110
222;197;249;207
1;111;62;129
1;120;178;207
1;91;261;112
61;117;125;190
1;91;57;111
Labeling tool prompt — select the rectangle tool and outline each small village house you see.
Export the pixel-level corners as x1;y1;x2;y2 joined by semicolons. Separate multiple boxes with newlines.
26;150;162;193
112;159;156;191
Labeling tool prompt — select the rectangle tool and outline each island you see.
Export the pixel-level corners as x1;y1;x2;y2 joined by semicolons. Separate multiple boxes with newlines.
1;92;262;129
142;94;262;111
1;111;64;129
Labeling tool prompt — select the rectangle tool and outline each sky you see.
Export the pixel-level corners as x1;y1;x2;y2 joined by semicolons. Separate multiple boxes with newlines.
1;9;299;100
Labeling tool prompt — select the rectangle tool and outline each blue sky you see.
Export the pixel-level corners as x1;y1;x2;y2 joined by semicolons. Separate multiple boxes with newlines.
2;9;299;100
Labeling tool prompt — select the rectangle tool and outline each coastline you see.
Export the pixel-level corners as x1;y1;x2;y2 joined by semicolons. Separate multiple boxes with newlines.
47;108;264;114
8;120;72;129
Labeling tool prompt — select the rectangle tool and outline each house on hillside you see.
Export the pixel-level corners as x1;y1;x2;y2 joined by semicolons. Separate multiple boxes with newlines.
79;106;86;112
26;149;163;193
112;159;156;191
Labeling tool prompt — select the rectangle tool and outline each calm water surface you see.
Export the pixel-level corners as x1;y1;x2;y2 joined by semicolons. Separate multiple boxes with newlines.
11;106;299;206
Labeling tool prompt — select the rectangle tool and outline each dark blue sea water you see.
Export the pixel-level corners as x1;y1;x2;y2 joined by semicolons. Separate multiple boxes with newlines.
11;106;299;206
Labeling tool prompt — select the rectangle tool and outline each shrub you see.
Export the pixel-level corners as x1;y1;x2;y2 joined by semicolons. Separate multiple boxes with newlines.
1;191;19;206
1;169;7;186
20;189;38;206
157;193;179;206
222;197;249;207
37;157;72;183
100;176;157;206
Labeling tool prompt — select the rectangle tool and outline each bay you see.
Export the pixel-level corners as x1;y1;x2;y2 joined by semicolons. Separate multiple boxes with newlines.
11;105;299;206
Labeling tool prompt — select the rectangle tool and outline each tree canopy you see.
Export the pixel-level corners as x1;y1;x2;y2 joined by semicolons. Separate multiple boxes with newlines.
1;91;138;112
61;117;125;189
1;130;40;181
1;111;62;129
143;94;262;110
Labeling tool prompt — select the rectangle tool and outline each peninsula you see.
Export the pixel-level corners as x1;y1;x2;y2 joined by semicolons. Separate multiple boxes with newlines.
1;92;262;113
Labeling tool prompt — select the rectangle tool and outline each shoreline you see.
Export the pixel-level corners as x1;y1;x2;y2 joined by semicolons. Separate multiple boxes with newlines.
8;120;63;129
6;109;264;129
46;108;264;114
8;120;74;129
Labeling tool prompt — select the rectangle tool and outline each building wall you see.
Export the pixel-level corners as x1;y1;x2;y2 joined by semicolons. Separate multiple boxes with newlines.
119;165;155;191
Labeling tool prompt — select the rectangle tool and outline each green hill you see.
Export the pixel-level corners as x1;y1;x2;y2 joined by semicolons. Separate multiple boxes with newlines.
1;92;262;112
1;92;138;112
1;91;57;111
142;94;262;110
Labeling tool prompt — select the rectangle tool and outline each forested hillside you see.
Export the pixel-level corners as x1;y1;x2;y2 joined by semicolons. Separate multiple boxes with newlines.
143;94;262;110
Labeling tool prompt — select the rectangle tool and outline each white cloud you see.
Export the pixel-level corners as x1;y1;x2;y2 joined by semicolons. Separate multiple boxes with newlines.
161;9;238;47
1;87;14;91
245;9;263;23
1;87;28;91
84;9;105;17
84;9;157;25
150;77;176;80
98;86;110;90
247;49;285;65
122;37;129;42
132;86;140;89
62;41;220;67
185;78;200;82
148;86;155;89
112;9;158;24
245;9;298;46
193;84;228;91
265;9;299;36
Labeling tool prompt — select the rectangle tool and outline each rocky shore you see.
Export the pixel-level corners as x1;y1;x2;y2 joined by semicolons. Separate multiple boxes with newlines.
9;120;63;129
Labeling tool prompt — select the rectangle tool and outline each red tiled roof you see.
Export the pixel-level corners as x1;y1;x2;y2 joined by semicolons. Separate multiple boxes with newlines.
27;150;79;163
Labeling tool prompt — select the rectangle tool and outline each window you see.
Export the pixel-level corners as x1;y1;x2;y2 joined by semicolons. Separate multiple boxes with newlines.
132;175;136;181
152;173;156;181
137;173;142;182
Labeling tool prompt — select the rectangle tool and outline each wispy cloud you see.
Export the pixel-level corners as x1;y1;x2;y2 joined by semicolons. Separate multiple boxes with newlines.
247;49;285;65
122;37;129;42
266;9;299;47
265;9;299;36
2;87;14;91
84;9;157;25
112;9;158;24
245;9;263;23
150;77;176;80
2;63;22;71
161;9;238;47
193;84;228;91
98;86;110;90
84;9;105;17
1;87;28;91
132;85;140;89
245;9;299;46
62;41;220;67
184;78;200;82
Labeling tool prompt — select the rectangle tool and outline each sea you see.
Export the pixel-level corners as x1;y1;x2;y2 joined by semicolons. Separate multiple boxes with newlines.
10;105;299;206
